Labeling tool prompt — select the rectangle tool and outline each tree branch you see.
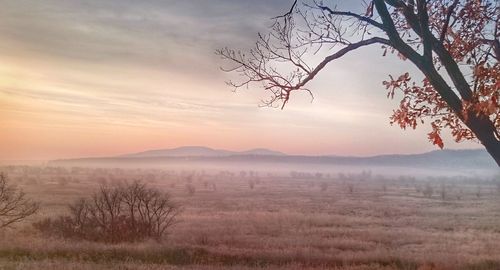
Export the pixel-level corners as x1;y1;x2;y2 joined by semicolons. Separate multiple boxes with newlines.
440;0;460;42
388;0;474;101
291;37;390;91
316;5;386;30
374;0;464;115
275;37;390;109
416;0;433;61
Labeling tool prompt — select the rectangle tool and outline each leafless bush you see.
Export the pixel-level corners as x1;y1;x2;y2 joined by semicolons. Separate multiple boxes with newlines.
347;184;354;194
0;173;39;229
382;183;388;193
57;177;68;187
34;181;179;242
194;231;210;245
423;184;434;198
440;184;446;200
185;174;193;183
186;184;196;196
319;182;328;192
248;179;255;190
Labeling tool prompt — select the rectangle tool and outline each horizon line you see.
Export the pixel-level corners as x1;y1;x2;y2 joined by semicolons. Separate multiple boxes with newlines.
0;147;486;163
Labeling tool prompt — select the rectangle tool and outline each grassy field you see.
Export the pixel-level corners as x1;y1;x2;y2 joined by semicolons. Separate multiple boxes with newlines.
0;166;499;270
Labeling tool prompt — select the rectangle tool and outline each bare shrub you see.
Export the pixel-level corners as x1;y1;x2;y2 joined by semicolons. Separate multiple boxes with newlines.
475;186;481;198
0;173;39;229
347;184;354;194
423;184;434;198
194;231;210;246
248;179;255;190
57;177;68;187
440;185;446;200
319;182;328;192
186;184;196;196
185;174;193;183
34;181;179;242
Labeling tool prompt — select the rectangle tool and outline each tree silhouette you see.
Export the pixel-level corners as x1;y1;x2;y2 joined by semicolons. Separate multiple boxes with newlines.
218;0;499;165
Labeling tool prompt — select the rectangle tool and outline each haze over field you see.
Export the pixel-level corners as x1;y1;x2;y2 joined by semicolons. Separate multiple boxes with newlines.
51;146;497;173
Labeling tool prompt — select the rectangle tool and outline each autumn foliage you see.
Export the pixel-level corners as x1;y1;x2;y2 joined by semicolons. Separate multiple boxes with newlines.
381;0;499;149
219;0;500;165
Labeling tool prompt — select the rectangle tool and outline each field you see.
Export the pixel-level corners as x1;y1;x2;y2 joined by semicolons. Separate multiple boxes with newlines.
0;166;499;270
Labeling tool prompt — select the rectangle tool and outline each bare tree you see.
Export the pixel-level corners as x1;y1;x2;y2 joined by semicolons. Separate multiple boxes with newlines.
34;181;179;242
121;181;180;240
248;179;256;189
423;183;434;198
0;173;39;228
186;184;196;196
218;0;500;165
90;185;123;242
320;182;328;191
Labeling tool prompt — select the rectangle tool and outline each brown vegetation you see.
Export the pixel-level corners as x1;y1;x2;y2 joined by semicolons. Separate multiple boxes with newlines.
0;166;499;269
34;181;179;242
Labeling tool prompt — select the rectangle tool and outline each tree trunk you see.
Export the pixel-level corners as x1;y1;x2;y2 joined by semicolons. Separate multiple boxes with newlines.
424;67;500;167
466;114;500;166
374;0;500;167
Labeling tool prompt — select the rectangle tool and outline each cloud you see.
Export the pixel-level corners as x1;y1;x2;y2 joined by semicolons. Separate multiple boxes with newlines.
0;0;481;159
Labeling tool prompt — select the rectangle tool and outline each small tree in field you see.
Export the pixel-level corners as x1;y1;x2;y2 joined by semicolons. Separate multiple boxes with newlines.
34;181;179;242
186;184;196;196
248;179;256;189
423;183;434;197
320;182;328;191
218;0;500;165
0;173;39;229
440;184;447;200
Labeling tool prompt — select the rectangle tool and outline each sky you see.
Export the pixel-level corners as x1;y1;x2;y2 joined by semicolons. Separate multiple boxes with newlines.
0;0;480;160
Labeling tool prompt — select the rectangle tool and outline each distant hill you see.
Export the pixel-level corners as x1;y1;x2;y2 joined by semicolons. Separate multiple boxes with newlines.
121;146;286;158
51;147;498;170
239;148;286;156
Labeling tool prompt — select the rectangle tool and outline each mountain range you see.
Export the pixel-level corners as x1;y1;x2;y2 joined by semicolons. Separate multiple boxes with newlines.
120;146;285;158
50;146;498;170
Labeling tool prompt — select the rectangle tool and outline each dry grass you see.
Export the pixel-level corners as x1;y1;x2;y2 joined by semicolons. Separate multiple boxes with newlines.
0;166;499;269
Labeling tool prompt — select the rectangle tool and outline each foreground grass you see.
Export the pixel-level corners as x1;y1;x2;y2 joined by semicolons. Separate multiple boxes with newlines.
0;236;499;270
0;238;417;269
1;166;500;269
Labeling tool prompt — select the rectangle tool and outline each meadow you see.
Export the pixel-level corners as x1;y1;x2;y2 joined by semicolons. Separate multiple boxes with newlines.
0;165;499;270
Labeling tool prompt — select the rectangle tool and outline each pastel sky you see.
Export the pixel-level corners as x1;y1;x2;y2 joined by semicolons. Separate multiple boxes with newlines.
0;0;479;160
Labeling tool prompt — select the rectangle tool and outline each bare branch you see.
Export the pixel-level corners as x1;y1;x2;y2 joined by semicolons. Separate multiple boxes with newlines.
439;0;460;42
316;5;386;30
0;173;39;229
